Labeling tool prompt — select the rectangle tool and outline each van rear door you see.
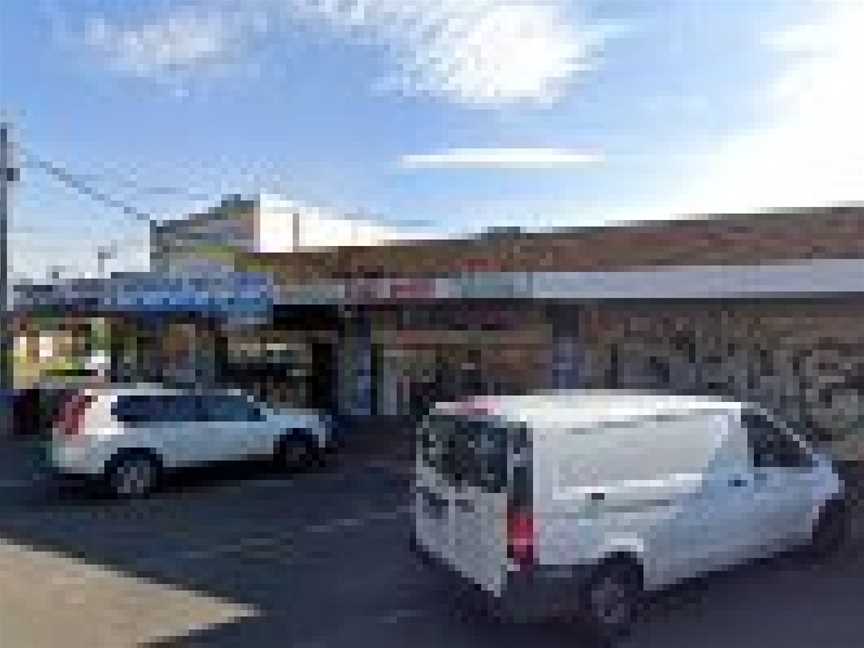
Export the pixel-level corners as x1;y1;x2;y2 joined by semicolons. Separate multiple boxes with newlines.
415;414;522;596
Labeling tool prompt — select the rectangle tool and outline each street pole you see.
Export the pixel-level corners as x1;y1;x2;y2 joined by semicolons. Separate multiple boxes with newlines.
97;245;114;279
1;122;14;436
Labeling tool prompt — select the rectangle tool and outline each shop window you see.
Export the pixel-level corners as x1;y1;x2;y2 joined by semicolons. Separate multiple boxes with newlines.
648;356;671;387
401;306;514;331
672;332;697;364
759;349;775;377
606;345;620;388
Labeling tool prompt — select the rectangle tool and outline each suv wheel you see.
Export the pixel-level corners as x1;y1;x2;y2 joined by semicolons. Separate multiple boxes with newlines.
808;498;849;560
105;452;160;499
275;434;315;473
581;560;643;642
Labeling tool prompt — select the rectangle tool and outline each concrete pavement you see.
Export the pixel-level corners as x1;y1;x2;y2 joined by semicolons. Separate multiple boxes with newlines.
0;539;258;648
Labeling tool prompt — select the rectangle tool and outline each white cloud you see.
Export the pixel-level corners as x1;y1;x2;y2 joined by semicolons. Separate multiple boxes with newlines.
400;147;603;168
83;7;259;80
82;1;610;106
84;13;218;75
671;2;864;215
361;1;604;105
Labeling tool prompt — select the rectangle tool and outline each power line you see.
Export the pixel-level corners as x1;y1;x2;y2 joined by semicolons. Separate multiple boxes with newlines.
21;147;435;233
71;172;211;202
19;148;157;223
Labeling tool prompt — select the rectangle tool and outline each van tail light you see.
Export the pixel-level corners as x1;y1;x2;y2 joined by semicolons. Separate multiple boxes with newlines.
56;393;93;437
507;507;535;569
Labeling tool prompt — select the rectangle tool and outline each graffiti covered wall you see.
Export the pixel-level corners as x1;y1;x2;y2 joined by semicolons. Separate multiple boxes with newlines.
581;300;864;460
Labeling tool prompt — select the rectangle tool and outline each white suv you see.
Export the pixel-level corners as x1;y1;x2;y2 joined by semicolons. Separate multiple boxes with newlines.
48;384;335;498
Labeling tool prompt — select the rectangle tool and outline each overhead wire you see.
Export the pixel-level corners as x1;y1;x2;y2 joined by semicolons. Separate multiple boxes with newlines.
18;148;157;223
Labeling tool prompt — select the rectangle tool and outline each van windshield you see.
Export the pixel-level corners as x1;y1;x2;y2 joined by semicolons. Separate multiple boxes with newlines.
419;415;512;492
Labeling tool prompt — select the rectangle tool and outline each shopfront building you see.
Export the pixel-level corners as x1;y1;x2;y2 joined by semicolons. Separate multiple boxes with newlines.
14;204;864;460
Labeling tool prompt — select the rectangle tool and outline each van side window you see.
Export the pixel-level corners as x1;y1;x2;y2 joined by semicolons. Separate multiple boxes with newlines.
742;412;812;469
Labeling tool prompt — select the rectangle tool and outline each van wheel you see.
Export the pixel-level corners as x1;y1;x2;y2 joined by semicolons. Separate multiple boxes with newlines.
275;434;316;473
807;498;849;560
105;451;161;499
581;560;643;642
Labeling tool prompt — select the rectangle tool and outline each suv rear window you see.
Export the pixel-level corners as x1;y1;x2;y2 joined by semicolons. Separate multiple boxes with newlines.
419;415;518;492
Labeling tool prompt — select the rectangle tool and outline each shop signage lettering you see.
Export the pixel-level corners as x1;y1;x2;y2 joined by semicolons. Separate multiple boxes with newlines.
388;277;437;300
345;277;438;302
345;279;384;302
455;273;527;299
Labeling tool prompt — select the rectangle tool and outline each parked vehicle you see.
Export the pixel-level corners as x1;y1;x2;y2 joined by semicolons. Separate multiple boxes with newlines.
410;390;848;642
11;383;77;437
47;384;335;498
0;389;15;434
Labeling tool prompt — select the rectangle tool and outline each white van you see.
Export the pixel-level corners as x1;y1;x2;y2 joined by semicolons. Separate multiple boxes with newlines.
411;390;848;640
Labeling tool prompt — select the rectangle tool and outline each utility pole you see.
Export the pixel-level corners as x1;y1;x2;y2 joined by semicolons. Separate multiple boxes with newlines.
292;210;301;252
97;243;117;278
1;122;17;436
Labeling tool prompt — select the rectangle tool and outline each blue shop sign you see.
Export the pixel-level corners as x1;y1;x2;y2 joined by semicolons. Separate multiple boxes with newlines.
16;272;274;317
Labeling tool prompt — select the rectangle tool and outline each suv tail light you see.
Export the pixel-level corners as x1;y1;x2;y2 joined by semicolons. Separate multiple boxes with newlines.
56;393;93;437
507;507;535;568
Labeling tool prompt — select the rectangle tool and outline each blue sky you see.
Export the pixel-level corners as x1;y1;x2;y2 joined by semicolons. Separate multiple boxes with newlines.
2;0;862;280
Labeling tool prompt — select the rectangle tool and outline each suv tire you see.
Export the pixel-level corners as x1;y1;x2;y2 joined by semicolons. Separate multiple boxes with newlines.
275;433;317;473
105;451;161;499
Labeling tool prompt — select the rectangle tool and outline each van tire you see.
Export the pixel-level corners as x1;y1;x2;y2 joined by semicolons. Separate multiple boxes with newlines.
580;559;643;642
806;497;849;560
408;529;431;566
104;450;161;499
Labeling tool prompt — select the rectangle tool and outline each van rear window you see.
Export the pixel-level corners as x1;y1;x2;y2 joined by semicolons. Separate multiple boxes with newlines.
419;415;512;492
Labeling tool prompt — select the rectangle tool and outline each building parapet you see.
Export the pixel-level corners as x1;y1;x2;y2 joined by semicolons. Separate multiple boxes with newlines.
272;258;864;305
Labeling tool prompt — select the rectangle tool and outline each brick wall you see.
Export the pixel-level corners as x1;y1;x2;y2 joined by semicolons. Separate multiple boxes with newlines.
237;205;864;283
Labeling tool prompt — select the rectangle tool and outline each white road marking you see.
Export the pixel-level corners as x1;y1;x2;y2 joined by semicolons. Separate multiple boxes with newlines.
332;516;362;528
378;608;429;625
363;460;415;477
0;478;36;488
179;505;410;561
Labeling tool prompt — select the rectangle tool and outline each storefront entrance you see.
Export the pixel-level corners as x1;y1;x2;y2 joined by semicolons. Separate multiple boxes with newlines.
373;333;553;417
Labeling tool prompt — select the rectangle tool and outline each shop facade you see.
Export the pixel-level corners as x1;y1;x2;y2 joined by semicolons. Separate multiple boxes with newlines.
276;260;864;461
13;204;864;459
13;272;275;390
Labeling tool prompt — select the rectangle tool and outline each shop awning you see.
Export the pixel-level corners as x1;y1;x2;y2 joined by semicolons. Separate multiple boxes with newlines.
13;272;275;318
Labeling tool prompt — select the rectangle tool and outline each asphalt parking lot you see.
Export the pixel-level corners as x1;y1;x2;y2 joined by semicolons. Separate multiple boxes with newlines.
0;436;862;648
